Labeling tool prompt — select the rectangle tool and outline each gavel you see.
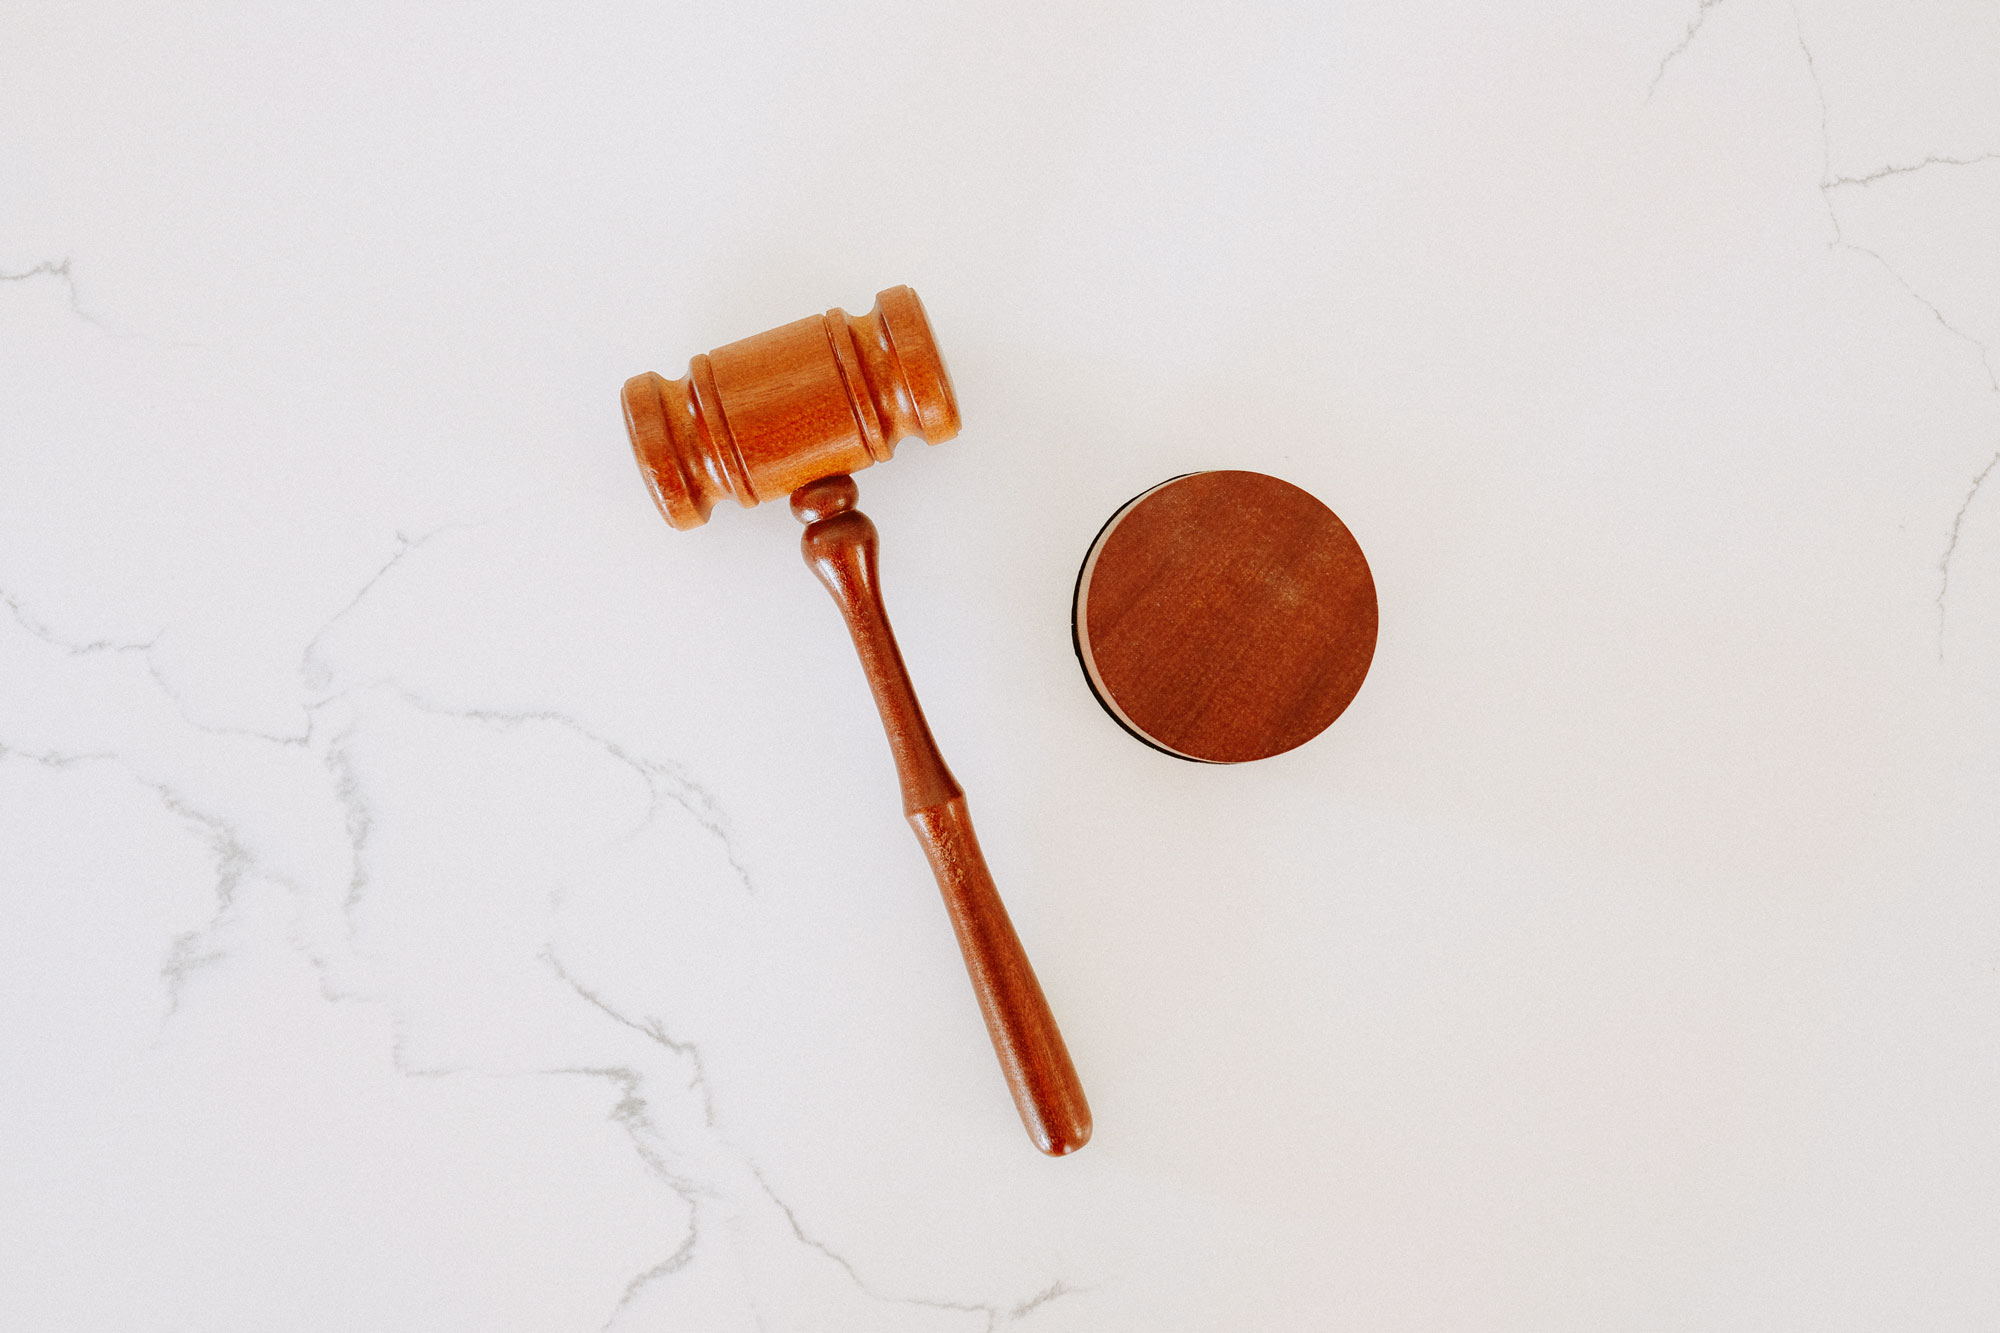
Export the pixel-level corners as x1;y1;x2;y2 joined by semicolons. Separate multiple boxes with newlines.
621;286;1091;1155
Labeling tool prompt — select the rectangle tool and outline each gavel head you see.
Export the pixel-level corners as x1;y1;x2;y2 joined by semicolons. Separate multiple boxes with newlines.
621;285;961;530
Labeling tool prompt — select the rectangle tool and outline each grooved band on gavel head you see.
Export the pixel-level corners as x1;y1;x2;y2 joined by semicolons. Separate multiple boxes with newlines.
622;285;961;530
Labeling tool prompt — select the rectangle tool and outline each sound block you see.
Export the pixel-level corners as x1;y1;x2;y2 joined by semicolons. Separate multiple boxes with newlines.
1072;471;1377;763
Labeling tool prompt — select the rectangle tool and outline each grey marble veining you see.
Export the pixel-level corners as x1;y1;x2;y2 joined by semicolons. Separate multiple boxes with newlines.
4;2;1999;1327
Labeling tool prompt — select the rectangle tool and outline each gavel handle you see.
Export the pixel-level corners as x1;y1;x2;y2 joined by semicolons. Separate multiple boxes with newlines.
793;476;1091;1156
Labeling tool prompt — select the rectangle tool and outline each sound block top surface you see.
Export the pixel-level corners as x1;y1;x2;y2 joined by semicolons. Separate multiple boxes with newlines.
1072;470;1378;764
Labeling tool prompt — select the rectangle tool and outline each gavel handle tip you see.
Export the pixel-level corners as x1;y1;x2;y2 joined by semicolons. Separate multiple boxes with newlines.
1036;1119;1093;1157
910;796;1092;1157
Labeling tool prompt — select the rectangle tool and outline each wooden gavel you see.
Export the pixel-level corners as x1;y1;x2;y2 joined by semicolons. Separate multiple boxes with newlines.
621;286;1091;1155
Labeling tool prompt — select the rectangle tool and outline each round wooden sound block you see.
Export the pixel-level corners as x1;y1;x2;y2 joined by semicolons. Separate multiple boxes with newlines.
1072;471;1378;763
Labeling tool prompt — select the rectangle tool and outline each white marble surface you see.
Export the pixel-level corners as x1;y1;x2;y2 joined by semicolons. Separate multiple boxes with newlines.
4;2;1999;1327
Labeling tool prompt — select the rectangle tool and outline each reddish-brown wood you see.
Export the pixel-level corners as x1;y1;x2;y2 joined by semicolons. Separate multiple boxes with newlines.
794;475;1090;1155
622;291;1089;1155
622;286;959;530
1073;470;1377;763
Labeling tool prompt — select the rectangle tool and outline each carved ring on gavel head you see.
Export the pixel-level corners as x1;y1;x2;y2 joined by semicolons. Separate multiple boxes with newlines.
620;287;1092;1156
621;285;961;530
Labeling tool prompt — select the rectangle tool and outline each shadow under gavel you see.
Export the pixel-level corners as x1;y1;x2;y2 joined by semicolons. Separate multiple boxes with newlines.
621;286;1091;1155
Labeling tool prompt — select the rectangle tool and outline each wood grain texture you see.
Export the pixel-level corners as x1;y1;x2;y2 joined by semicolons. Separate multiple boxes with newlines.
793;475;1091;1155
1073;470;1377;764
621;286;959;529
622;291;1086;1155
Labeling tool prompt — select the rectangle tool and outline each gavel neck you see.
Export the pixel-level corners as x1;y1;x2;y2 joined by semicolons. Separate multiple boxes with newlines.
794;476;964;815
